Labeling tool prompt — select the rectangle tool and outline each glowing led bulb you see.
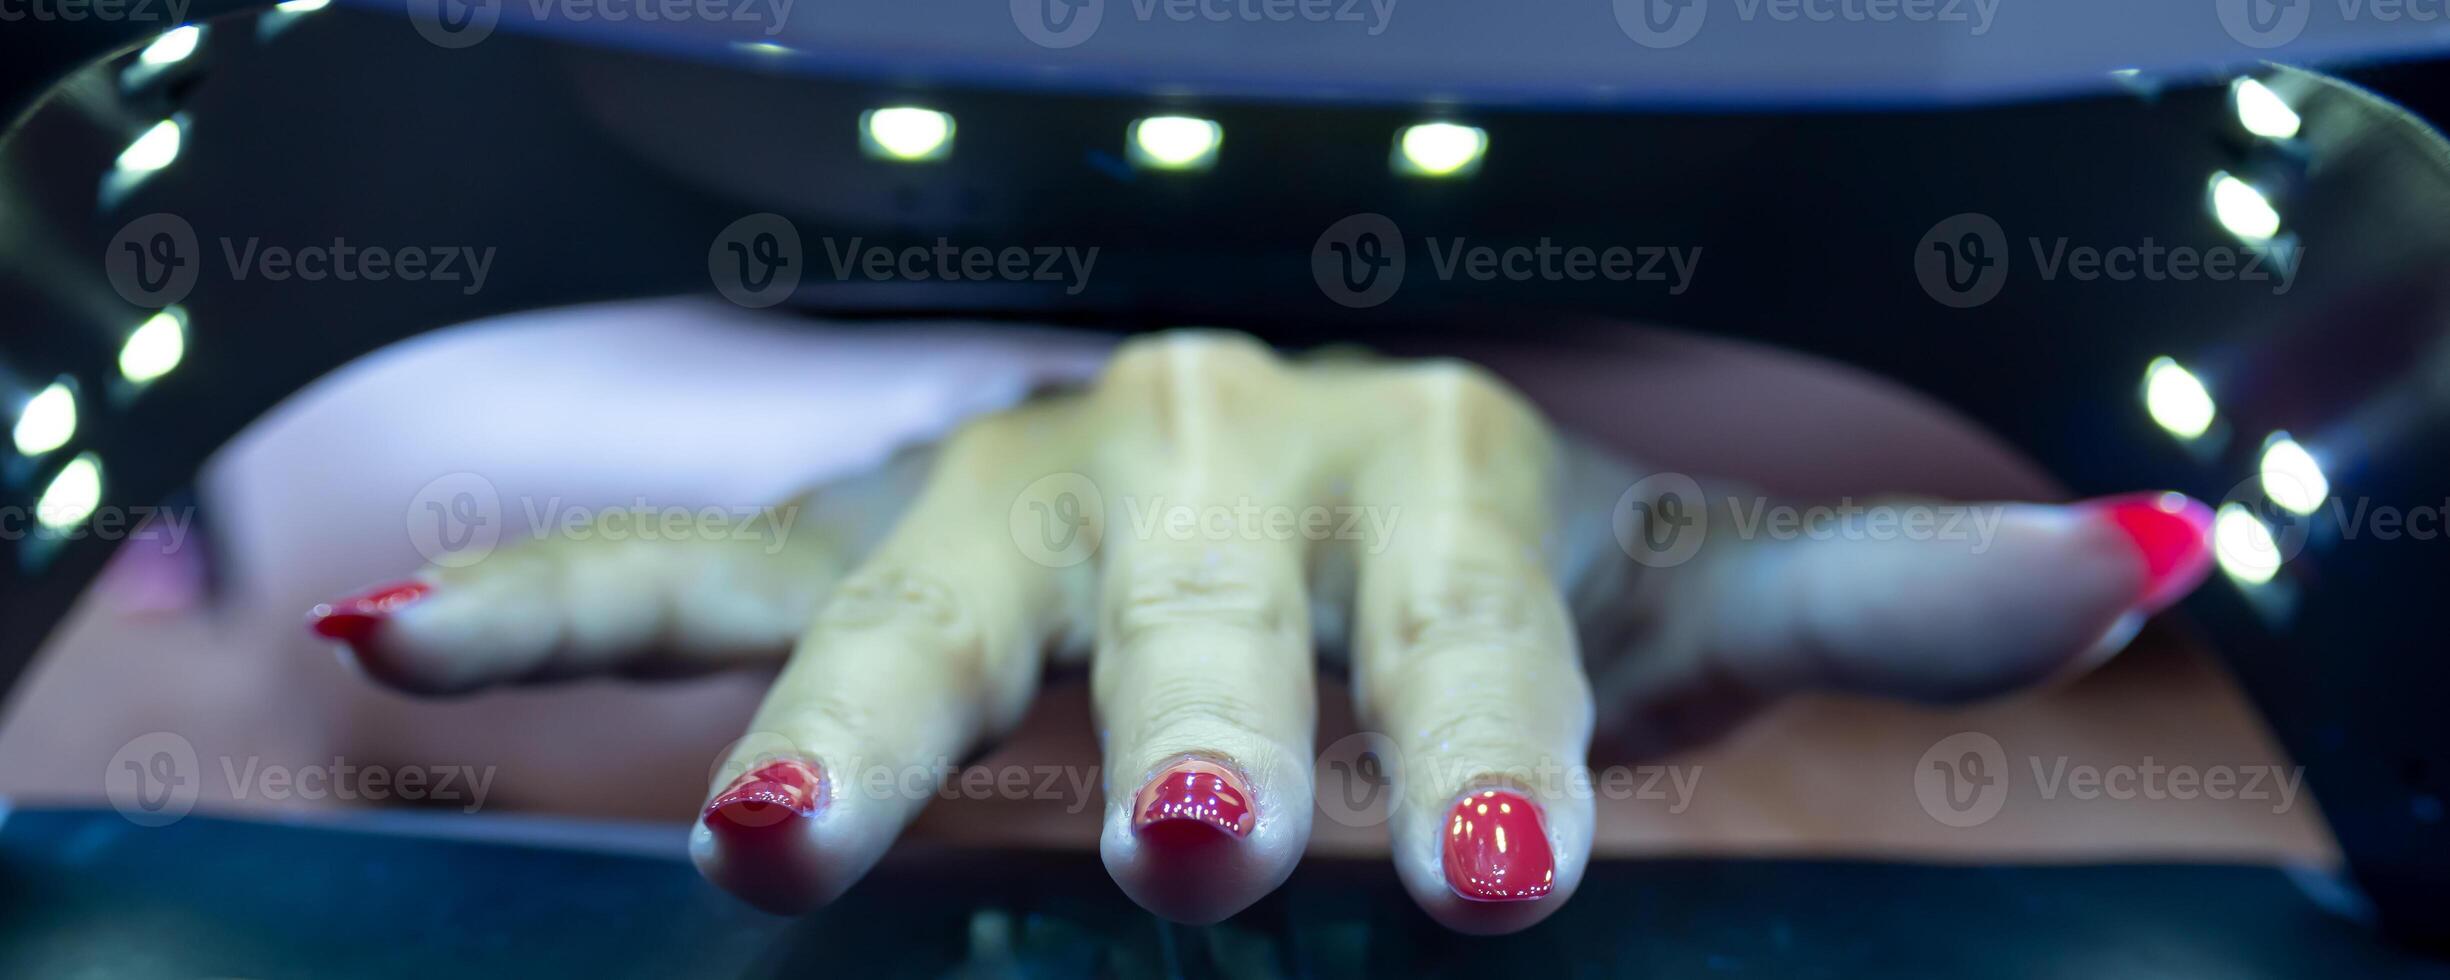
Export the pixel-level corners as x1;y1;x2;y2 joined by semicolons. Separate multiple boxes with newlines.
2210;173;2281;242
2213;503;2282;585
121;308;187;384
2142;356;2216;439
2259;434;2328;516
140;25;202;66
1128;116;1222;171
2231;77;2301;140
36;454;103;530
13;381;76;456
860;107;954;162
117;119;183;173
1395;122;1487;178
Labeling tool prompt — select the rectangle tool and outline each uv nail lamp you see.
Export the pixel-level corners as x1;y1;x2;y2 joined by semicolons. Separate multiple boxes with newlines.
4;3;2450;974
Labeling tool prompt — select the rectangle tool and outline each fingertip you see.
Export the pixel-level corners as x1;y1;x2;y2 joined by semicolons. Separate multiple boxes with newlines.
693;759;839;916
305;579;432;646
1389;783;1587;936
1103;755;1304;924
2080;491;2216;615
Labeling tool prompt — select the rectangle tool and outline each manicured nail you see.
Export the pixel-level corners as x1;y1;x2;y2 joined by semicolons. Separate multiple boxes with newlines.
307;580;432;645
704;760;825;841
1132;758;1254;844
2084;492;2215;613
1442;788;1555;902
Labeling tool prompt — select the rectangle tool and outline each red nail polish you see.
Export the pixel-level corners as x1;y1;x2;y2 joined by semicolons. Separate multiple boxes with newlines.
704;760;825;840
2086;492;2215;612
1442;788;1555;902
1133;758;1254;844
307;581;432;645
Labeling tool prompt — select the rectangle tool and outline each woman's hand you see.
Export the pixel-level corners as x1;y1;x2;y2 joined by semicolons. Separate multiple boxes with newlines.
307;330;2215;933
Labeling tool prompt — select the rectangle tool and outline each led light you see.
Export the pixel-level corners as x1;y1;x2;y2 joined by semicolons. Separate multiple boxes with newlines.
120;308;187;384
1128;115;1222;171
140;25;202;66
2259;434;2328;515
1395;122;1487;178
117;119;182;173
276;0;331;10
733;40;793;56
2213;503;2282;585
2231;77;2301;140
860;107;954;162
2142;356;2216;439
36;454;103;531
13;381;76;456
2210;172;2280;242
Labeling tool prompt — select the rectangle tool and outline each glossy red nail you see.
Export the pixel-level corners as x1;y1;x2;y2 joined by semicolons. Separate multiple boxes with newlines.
1442;788;1555;902
704;760;825;840
1132;758;1253;844
2085;492;2215;613
307;580;432;645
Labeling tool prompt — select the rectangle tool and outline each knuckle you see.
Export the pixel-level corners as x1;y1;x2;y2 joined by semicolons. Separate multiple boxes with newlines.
774;692;888;758
1126;673;1279;753
819;567;987;675
1095;331;1284;423
1108;559;1296;645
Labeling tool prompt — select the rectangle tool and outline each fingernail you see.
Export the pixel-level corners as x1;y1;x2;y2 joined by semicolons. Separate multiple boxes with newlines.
307;580;432;645
1132;757;1254;845
1442;788;1555;902
2083;492;2215;613
704;760;826;843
